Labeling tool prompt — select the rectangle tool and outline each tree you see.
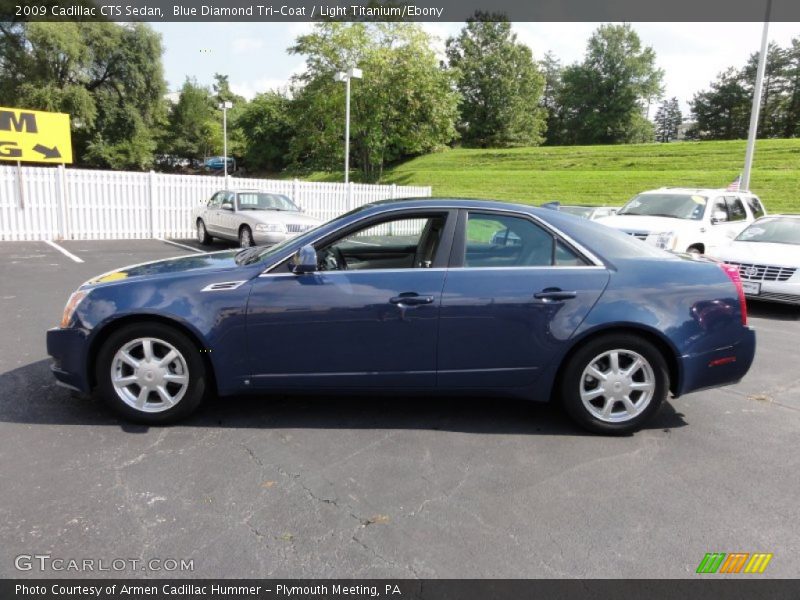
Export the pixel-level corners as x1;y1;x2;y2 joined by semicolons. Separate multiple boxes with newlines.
288;22;459;180
445;13;545;147
165;78;221;163
0;21;167;169
235;91;292;173
557;24;663;145
689;38;800;140
654;97;682;142
688;68;750;140
784;38;800;137
539;52;565;145
742;43;790;138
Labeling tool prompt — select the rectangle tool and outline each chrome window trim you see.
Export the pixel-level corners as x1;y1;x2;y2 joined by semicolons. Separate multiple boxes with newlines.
258;265;605;278
258;204;606;276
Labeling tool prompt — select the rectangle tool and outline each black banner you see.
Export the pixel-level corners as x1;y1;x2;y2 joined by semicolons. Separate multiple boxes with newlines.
4;580;800;600
3;0;800;22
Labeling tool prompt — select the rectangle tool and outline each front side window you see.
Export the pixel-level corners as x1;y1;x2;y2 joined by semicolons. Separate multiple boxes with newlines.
208;192;223;208
710;197;729;221
725;197;747;222
221;192;235;210
317;214;447;271
464;212;585;268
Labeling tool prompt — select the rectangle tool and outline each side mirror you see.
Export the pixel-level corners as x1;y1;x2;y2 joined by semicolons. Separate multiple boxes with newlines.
221;203;234;211
711;210;728;224
290;244;317;274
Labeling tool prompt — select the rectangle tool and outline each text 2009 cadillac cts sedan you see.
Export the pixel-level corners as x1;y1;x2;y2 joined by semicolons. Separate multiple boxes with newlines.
47;199;756;434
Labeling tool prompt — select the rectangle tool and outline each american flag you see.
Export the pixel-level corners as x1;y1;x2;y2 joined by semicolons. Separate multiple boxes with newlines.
726;175;741;192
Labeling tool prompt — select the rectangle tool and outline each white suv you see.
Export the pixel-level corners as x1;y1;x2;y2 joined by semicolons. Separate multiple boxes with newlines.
597;188;767;255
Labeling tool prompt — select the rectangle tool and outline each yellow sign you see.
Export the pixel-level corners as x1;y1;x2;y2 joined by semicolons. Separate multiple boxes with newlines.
0;106;73;164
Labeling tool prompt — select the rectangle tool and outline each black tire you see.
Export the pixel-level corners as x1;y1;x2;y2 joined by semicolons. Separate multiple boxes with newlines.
239;225;254;248
196;219;212;245
686;245;703;256
559;333;669;435
95;323;207;424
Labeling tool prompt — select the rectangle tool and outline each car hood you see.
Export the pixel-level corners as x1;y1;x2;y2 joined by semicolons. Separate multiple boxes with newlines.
707;241;800;267
83;250;243;287
597;215;698;233
239;210;322;226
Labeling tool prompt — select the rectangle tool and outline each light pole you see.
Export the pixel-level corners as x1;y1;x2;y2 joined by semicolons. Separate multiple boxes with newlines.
334;67;362;183
219;100;233;184
742;0;772;191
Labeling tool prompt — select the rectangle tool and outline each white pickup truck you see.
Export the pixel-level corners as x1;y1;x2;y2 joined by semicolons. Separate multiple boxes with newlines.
596;187;767;255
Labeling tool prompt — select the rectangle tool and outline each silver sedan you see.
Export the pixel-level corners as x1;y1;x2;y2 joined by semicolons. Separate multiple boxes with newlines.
193;190;322;248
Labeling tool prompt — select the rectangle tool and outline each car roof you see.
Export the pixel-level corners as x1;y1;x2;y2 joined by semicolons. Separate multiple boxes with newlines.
358;197;610;234
642;187;758;196
367;197;545;213
561;204;617;209
214;189;289;194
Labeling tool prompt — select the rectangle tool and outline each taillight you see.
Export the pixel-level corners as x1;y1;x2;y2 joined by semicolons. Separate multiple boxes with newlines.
720;263;747;326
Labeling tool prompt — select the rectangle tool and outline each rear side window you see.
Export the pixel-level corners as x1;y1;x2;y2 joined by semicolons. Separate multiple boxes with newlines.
746;196;766;218
464;212;586;268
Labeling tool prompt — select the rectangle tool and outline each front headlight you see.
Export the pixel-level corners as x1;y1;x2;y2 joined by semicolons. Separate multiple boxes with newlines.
647;231;677;250
60;290;87;328
254;223;286;233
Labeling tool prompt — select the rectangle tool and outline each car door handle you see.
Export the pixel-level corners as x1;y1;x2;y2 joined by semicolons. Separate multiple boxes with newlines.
533;289;577;301
390;293;435;306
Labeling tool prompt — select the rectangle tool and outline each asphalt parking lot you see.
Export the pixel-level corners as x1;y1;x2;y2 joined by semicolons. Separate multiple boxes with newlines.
1;238;799;579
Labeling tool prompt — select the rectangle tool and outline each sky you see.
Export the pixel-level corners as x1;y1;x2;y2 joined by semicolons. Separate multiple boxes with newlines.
151;22;800;116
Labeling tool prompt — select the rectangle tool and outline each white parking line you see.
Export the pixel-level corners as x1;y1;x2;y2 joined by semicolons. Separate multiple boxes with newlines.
156;237;204;254
44;240;84;263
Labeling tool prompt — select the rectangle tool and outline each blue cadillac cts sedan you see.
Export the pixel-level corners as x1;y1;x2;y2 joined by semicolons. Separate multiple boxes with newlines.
47;199;756;434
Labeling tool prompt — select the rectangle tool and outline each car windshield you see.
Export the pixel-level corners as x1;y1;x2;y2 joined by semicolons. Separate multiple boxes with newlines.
617;193;707;220
736;217;800;245
236;193;299;212
560;206;594;218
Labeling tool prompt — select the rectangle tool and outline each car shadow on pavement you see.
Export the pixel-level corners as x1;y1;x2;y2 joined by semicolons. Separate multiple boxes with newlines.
0;359;687;436
747;300;800;321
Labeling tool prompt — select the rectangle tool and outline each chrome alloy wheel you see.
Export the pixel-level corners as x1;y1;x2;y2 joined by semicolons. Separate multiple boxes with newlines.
196;221;206;243
111;337;190;413
579;349;656;423
240;227;253;248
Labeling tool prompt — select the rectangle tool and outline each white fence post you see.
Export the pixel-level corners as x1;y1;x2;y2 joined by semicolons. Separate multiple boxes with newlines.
56;164;68;240
293;178;299;201
391;183;397;200
347;181;354;211
148;170;156;238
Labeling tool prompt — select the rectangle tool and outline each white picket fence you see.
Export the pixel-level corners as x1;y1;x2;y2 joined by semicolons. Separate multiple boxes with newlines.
0;165;432;241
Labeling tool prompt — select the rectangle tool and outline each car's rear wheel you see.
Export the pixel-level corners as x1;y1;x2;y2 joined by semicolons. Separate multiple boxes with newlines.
559;334;668;434
239;225;254;248
196;219;212;245
95;323;206;424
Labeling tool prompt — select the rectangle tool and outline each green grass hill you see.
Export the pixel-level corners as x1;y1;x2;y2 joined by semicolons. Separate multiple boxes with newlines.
308;139;800;212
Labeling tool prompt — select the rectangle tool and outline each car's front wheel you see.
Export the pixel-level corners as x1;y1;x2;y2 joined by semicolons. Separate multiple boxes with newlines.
95;323;207;424
559;333;668;435
239;225;254;248
196;219;212;245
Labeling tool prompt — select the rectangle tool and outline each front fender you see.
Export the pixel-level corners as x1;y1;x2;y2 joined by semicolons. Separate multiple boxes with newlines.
74;272;256;395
